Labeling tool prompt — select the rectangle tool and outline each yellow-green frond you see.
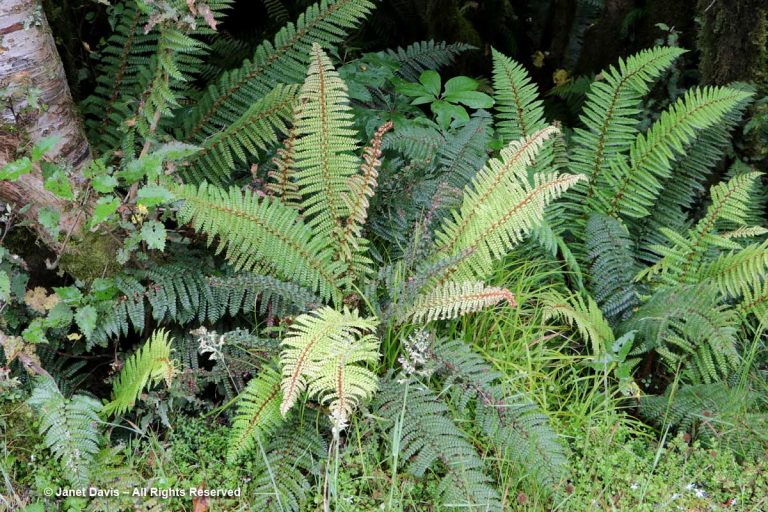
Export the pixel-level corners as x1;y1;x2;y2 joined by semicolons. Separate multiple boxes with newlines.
102;329;176;417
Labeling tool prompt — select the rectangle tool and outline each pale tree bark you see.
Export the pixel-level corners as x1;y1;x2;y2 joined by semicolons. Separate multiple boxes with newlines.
0;0;92;251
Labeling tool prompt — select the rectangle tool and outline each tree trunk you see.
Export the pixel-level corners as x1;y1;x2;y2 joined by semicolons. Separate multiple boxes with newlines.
0;0;92;251
697;0;768;86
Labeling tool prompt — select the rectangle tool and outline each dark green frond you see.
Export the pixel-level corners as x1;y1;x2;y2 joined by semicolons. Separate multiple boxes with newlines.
183;0;375;140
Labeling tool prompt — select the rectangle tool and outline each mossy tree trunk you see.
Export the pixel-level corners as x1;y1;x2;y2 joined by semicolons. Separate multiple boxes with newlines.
0;0;94;255
697;0;767;87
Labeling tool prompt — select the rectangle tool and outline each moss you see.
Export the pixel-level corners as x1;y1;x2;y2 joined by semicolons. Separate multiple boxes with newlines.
697;0;768;87
59;231;120;282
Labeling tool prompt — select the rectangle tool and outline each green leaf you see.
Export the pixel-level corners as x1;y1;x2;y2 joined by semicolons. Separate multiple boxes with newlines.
419;70;441;97
396;81;429;98
152;141;200;161
140;220;166;251
0;157;32;181
75;305;97;338
54;286;83;305
90;278;117;301
136;184;174;207
90;196;120;227
432;100;469;129
444;90;495;109
120;155;162;183
410;95;435;106
92;174;118;193
44;171;74;200
38;207;61;239
0;271;9;302
444;76;478;94
46;302;73;328
22;319;47;344
31;136;61;161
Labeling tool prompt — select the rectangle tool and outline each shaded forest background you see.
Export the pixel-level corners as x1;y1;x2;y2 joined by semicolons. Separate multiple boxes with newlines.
44;0;768;166
45;1;766;94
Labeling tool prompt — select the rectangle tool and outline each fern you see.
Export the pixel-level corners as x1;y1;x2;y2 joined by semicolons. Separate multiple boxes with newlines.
435;339;569;490
102;329;176;416
701;240;768;299
639;172;763;287
181;84;298;183
586;213;640;322
28;378;102;488
433;127;584;280
386;40;475;81
252;414;327;511
91;266;319;347
542;292;614;357
596;86;753;219
227;364;284;463
625;284;741;383
375;376;503;508
569;47;685;203
339;121;393;258
405;281;516;323
492;49;548;143
382;123;444;163
434;110;492;189
639;383;768;455
84;0;229;152
183;0;375;140
635;90;753;256
293;44;361;243
174;182;344;302
279;306;379;431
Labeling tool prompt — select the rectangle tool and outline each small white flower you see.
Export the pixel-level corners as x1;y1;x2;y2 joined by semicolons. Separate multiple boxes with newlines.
686;482;696;491
694;488;708;498
630;482;639;490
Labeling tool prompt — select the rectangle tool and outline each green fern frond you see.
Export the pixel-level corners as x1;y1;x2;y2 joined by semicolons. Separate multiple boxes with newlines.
252;414;327;511
430;339;569;491
626;284;740;383
634;91;753;256
227;364;284;463
382;124;444;163
293;43;361;242
183;0;375;140
181;84;298;183
91;266;319;347
492;49;547;142
596;86;753;219
701;241;768;299
83;1;153;150
639;383;767;455
435;111;492;189
542;292;613;357
570;46;685;200
405;281;516;323
102;329;176;416
175;182;344;301
434;128;584;280
279;306;379;431
261;0;290;22
586;213;640;322
639;172;763;287
387;40;475;81
375;376;502;508
28;379;102;488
